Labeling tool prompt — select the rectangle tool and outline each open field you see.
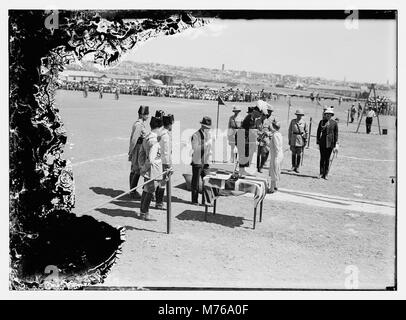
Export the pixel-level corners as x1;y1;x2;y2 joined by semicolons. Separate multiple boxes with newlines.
55;90;396;289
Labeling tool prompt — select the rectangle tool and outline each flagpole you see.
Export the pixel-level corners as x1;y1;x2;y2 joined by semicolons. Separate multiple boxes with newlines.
216;98;220;139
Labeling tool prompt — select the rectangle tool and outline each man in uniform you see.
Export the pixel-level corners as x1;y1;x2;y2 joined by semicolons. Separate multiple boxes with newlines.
288;108;308;173
227;106;242;163
237;106;261;175
257;104;275;172
139;116;164;220
128;106;149;199
190;116;213;205
365;106;376;134
98;84;104;99
155;114;174;210
316;108;338;180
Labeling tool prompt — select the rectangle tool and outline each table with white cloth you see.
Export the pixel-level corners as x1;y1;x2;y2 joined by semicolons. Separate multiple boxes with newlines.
202;173;268;229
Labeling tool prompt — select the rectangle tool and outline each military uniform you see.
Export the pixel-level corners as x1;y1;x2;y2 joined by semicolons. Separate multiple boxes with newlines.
140;122;163;218
128;106;149;196
288;112;308;172
257;113;276;171
155;114;174;209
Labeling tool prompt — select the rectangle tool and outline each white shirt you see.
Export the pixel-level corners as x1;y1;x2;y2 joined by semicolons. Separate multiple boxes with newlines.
367;110;376;118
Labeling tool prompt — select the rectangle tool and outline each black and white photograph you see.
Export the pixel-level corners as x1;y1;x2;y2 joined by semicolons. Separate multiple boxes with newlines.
4;1;403;298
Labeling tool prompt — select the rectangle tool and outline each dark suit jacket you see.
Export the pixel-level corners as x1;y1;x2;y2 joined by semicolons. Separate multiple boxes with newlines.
316;119;338;149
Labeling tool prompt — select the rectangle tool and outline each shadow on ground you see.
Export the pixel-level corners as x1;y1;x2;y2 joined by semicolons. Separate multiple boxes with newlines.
176;209;245;228
123;225;165;234
281;170;319;179
90;186;132;200
95;207;147;220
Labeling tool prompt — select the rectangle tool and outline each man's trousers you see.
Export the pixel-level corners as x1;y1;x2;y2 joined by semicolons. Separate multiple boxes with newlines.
191;164;209;203
319;146;333;177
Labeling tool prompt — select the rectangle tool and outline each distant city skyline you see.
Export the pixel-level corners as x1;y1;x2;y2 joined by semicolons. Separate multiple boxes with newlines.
122;19;396;85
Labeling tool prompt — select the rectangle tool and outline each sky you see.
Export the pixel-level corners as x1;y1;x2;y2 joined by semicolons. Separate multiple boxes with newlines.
123;19;396;84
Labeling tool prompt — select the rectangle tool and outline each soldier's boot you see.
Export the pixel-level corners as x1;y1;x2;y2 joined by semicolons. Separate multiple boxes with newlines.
295;155;301;173
130;173;141;199
261;152;269;168
319;164;324;179
155;187;166;210
191;190;199;205
291;154;296;171
140;191;153;220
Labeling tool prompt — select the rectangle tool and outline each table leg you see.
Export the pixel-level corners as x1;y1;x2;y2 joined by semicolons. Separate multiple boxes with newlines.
253;207;257;229
259;200;263;223
213;199;217;215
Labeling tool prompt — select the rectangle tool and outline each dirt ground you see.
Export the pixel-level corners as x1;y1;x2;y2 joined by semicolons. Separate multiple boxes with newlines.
56;90;396;289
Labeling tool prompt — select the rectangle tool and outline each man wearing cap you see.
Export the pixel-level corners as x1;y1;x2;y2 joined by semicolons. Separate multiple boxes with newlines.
257;104;276;172
316;108;338;179
365;106;376;134
139;116;164;220
288;108;308;173
128;106;149;198
155;114;174;210
190;116;213;205
227;106;242;163
322;105;328;120
237;106;261;175
350;104;357;123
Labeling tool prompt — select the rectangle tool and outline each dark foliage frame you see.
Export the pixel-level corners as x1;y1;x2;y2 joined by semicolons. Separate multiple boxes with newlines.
9;10;209;289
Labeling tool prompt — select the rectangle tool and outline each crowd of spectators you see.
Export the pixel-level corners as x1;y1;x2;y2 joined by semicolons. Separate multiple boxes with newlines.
60;81;396;115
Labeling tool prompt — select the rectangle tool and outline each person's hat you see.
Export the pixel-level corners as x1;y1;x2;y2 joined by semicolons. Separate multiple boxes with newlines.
200;116;212;127
163;114;174;126
232;105;241;113
138;105;149;115
295;108;305;115
155;110;165;118
150;116;163;128
272;120;281;130
324;108;334;115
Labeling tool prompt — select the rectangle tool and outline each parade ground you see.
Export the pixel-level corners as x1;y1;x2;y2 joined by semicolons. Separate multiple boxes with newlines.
56;90;396;289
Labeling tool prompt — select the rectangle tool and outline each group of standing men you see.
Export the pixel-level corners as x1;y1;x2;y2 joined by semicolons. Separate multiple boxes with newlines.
128;106;174;220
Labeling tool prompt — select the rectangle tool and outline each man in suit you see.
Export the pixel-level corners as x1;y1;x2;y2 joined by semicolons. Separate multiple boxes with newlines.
128;106;149;198
190;116;213;205
316;108;339;180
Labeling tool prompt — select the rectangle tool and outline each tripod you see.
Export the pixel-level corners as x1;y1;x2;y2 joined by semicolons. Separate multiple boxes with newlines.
355;84;382;135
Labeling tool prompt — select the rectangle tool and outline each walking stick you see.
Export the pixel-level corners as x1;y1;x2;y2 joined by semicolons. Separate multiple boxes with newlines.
329;151;336;173
301;146;305;166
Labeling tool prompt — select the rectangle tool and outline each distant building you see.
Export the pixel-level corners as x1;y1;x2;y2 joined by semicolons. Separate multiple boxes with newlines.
307;84;362;98
59;70;99;82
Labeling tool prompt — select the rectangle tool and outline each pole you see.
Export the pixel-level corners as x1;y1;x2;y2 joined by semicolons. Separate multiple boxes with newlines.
287;99;290;126
356;86;372;133
307;117;312;148
346;109;350;126
166;174;172;234
372;85;382;135
216;100;220;139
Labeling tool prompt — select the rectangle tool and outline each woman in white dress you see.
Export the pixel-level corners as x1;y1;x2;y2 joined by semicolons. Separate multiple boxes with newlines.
268;120;283;193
